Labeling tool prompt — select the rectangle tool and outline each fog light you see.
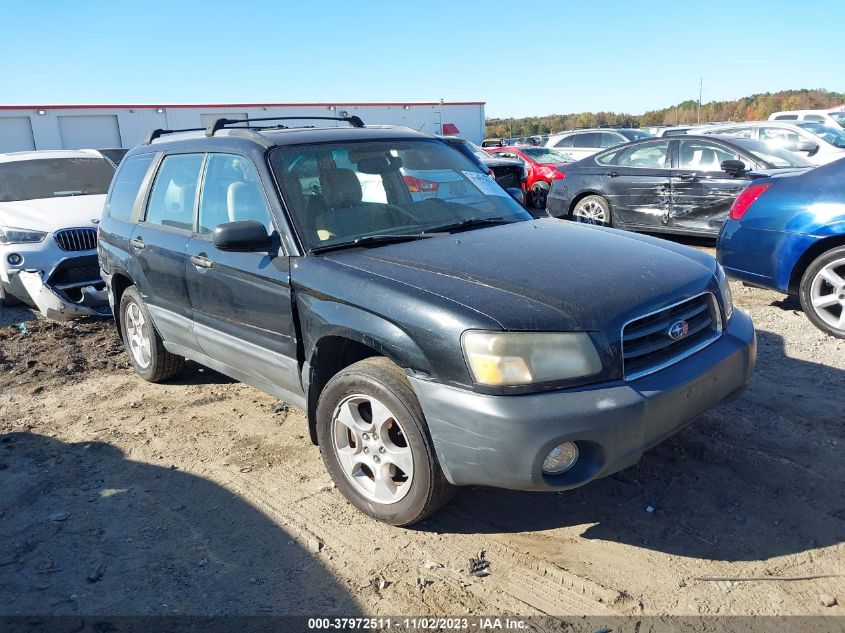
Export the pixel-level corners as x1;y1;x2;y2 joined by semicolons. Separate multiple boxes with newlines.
542;442;579;475
6;253;23;266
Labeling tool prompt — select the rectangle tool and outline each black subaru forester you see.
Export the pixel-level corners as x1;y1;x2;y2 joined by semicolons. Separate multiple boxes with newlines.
98;116;756;526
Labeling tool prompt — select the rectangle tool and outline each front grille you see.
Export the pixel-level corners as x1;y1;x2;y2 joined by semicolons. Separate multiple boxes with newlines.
622;293;721;380
54;228;97;252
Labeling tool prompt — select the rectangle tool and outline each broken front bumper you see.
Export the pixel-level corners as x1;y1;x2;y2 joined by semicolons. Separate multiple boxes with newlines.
14;270;110;321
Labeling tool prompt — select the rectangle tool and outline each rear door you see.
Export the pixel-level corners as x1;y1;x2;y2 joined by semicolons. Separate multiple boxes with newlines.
670;139;752;234
185;152;301;400
595;139;671;228
130;152;204;352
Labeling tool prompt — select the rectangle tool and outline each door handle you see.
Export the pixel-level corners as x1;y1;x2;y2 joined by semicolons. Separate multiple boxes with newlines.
130;236;145;250
677;173;698;181
190;254;214;269
606;171;620;177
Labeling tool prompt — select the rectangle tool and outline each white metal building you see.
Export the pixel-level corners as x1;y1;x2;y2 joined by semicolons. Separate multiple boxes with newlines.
0;102;485;152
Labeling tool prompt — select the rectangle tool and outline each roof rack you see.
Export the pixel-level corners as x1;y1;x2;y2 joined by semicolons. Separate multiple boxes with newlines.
204;115;365;137
142;127;205;145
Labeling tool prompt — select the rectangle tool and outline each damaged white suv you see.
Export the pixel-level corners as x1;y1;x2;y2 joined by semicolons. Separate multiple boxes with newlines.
0;150;115;319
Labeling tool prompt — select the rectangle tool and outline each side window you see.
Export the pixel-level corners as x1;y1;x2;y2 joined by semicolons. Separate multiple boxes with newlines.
599;133;621;148
198;154;272;234
107;154;154;221
717;127;753;139
616;141;670;168
804;115;825;122
572;132;601;148
144;154;204;231
678;140;739;171
553;136;575;148
774;115;798;120
759;127;801;150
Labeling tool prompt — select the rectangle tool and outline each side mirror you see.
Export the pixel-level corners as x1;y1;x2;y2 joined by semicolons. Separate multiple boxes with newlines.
721;159;747;174
506;187;525;206
795;140;818;153
213;220;270;252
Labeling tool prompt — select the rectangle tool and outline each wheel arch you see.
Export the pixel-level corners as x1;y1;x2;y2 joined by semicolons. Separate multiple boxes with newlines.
109;271;135;341
788;234;845;294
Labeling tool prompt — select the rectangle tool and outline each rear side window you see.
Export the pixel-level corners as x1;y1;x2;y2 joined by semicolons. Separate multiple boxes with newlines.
107;154;154;221
553;135;576;148
774;115;798;120
804;115;825;122
144;154;204;231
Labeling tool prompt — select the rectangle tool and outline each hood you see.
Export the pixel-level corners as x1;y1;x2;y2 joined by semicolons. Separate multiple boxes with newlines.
324;218;718;332
0;195;106;233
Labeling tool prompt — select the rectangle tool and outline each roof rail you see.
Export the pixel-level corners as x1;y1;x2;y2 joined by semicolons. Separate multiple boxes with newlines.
142;127;205;145
204;115;366;137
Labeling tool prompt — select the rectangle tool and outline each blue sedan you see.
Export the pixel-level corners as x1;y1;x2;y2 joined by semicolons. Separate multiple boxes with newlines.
717;159;845;338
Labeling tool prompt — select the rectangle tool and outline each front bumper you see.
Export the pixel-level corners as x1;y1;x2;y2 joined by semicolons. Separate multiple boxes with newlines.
410;309;756;491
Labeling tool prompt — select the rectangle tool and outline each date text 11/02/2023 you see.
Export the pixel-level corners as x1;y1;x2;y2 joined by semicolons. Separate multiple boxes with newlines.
307;617;529;630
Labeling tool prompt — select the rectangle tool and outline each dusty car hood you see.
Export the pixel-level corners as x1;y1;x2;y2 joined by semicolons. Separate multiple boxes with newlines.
324;218;718;332
0;195;106;233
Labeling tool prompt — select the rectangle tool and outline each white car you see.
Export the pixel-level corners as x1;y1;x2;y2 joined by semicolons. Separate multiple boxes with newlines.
698;121;845;165
0;150;115;319
768;109;845;128
545;128;653;161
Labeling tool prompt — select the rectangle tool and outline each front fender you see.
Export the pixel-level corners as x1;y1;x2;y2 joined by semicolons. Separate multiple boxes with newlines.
297;293;432;376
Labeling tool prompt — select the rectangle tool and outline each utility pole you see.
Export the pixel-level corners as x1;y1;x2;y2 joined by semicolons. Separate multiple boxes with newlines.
697;77;703;123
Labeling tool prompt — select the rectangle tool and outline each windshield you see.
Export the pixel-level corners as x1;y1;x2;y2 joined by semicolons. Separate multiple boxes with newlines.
828;112;845;127
269;139;531;251
796;122;845;148
0;157;115;202
733;139;814;168
520;148;572;164
620;129;654;141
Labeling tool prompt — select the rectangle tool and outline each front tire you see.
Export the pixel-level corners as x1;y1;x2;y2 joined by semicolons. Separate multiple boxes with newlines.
119;286;185;381
799;246;845;339
572;195;612;226
316;357;455;526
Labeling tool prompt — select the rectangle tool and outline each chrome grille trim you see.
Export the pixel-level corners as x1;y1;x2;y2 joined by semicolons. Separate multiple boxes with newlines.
622;292;722;381
54;228;97;252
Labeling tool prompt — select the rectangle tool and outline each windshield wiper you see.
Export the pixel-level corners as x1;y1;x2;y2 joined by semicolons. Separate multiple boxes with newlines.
308;232;445;255
426;216;518;233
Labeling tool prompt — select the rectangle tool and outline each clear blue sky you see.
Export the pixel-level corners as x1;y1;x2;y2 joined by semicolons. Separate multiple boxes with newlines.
2;0;843;118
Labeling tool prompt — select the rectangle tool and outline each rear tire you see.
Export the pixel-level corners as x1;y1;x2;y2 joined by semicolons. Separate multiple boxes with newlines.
799;246;845;339
119;286;185;381
530;182;550;209
316;357;455;526
572;195;612;227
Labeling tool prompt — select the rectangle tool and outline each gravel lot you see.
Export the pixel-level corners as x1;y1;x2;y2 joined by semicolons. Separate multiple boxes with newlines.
0;239;843;619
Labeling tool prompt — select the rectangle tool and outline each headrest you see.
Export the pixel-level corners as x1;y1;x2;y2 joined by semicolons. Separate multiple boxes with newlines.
322;169;362;208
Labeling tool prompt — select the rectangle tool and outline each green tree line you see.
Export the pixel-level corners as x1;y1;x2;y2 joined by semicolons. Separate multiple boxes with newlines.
485;89;845;138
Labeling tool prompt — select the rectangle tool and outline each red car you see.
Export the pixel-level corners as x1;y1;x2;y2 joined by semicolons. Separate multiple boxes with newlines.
487;146;573;208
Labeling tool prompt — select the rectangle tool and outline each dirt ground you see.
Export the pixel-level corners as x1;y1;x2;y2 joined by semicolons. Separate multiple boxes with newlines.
0;242;843;620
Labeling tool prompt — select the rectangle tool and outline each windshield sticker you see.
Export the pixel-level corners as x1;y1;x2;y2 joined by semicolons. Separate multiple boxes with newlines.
462;171;508;197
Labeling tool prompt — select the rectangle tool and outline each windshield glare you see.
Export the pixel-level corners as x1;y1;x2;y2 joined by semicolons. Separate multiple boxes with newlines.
270;140;530;250
797;122;845;148
741;144;814;168
0;157;115;202
828;112;845;127
520;148;571;164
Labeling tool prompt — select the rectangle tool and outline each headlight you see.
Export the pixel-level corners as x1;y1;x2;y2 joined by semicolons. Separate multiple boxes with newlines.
0;227;47;245
461;331;602;386
716;263;733;320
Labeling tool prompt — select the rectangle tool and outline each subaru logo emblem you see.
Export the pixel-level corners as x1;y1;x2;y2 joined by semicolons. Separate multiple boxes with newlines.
668;320;689;341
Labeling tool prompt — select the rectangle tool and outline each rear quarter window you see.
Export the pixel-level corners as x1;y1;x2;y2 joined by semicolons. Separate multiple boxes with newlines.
107;154;155;221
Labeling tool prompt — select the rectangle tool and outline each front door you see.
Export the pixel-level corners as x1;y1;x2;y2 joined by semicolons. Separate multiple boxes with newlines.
670;139;750;234
185;152;302;401
130;152;204;352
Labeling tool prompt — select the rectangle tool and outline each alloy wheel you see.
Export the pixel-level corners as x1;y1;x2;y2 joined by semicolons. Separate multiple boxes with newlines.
574;199;607;225
125;302;152;369
331;394;414;504
810;257;845;332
